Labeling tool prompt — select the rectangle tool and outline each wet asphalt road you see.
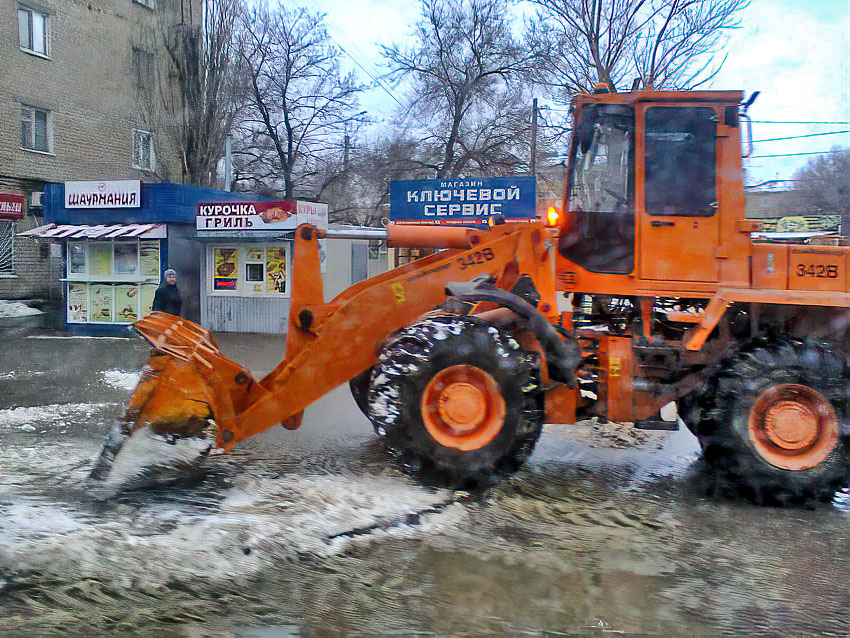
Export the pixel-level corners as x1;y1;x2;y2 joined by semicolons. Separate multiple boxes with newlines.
0;326;849;637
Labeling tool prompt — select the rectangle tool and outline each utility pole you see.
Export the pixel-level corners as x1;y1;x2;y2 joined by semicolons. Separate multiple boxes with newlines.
224;135;232;192
530;98;538;177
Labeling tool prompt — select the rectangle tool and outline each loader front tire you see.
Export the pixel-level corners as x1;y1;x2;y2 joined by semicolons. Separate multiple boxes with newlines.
349;367;373;419
368;314;543;487
685;339;850;504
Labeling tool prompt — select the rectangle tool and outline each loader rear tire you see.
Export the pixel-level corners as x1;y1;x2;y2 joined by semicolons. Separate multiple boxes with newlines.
368;314;543;488
684;339;850;504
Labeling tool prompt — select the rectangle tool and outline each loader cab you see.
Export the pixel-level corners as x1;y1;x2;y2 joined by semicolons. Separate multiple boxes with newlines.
559;91;744;286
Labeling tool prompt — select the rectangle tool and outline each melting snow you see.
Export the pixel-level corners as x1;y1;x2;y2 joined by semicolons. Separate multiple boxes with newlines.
0;403;109;429
0;371;47;380
0;300;42;318
0;469;462;589
101;370;140;391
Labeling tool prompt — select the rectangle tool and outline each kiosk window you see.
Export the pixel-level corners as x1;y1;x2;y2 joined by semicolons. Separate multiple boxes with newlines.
644;107;717;216
208;244;289;295
213;247;238;290
69;242;86;274
245;263;263;282
113;243;139;275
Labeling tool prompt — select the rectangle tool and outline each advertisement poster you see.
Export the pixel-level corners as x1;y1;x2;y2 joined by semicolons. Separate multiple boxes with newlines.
296;200;329;229
214;247;238;290
196;200;328;231
69;243;86;274
139;241;160;277
88;244;112;276
89;284;113;322
115;285;139;323
67;283;88;322
245;247;263;262
140;284;157;317
266;247;286;293
113;243;138;275
197;201;297;231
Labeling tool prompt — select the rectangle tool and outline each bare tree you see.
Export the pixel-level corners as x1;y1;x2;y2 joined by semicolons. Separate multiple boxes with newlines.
327;133;438;226
792;147;850;234
236;2;366;199
527;0;748;99
383;0;537;179
137;0;245;186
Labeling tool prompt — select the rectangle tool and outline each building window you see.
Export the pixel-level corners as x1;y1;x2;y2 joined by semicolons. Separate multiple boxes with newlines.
132;47;155;90
0;221;15;275
21;105;51;152
18;5;49;56
133;129;155;171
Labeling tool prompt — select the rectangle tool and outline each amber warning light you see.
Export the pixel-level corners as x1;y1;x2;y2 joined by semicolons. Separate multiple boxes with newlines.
545;206;560;227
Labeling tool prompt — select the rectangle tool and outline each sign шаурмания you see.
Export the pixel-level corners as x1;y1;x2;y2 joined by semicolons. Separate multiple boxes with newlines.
389;176;536;226
65;180;141;208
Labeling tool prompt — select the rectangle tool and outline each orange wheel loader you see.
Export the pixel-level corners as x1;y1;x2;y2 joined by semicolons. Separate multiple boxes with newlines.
92;88;850;504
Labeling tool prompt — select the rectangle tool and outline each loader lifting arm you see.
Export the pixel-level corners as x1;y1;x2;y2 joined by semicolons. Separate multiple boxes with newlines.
109;221;574;479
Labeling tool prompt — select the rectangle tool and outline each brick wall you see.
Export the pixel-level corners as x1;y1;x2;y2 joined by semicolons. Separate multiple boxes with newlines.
0;0;189;300
0;0;184;184
0;175;61;299
0;214;63;300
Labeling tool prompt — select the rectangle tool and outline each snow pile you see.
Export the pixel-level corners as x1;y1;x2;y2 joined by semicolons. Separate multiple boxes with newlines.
101;370;140;391
0;300;42;318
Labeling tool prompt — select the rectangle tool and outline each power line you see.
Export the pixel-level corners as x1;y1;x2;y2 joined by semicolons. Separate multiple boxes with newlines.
748;149;847;158
327;33;405;110
753;130;850;143
751;120;850;124
326;30;449;156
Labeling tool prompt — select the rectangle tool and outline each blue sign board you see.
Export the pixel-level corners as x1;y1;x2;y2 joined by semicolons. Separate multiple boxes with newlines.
390;176;536;226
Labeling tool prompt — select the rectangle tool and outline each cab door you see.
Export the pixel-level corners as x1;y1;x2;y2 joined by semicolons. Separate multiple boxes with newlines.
638;105;720;282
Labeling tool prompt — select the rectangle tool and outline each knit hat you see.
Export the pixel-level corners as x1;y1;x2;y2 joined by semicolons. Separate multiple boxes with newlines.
164;269;176;278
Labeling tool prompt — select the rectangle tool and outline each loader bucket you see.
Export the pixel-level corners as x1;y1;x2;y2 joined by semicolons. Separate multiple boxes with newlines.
89;312;257;495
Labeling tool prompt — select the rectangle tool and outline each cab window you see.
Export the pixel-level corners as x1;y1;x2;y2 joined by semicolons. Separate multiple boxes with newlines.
559;104;635;274
644;107;717;216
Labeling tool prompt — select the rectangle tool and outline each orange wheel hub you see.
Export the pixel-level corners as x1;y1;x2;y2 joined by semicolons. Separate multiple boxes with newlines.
747;384;839;470
421;365;506;451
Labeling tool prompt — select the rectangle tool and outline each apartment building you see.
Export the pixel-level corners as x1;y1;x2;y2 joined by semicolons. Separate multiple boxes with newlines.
0;0;185;300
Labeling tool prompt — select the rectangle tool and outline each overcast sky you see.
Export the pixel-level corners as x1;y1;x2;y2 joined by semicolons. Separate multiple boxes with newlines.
310;0;850;185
